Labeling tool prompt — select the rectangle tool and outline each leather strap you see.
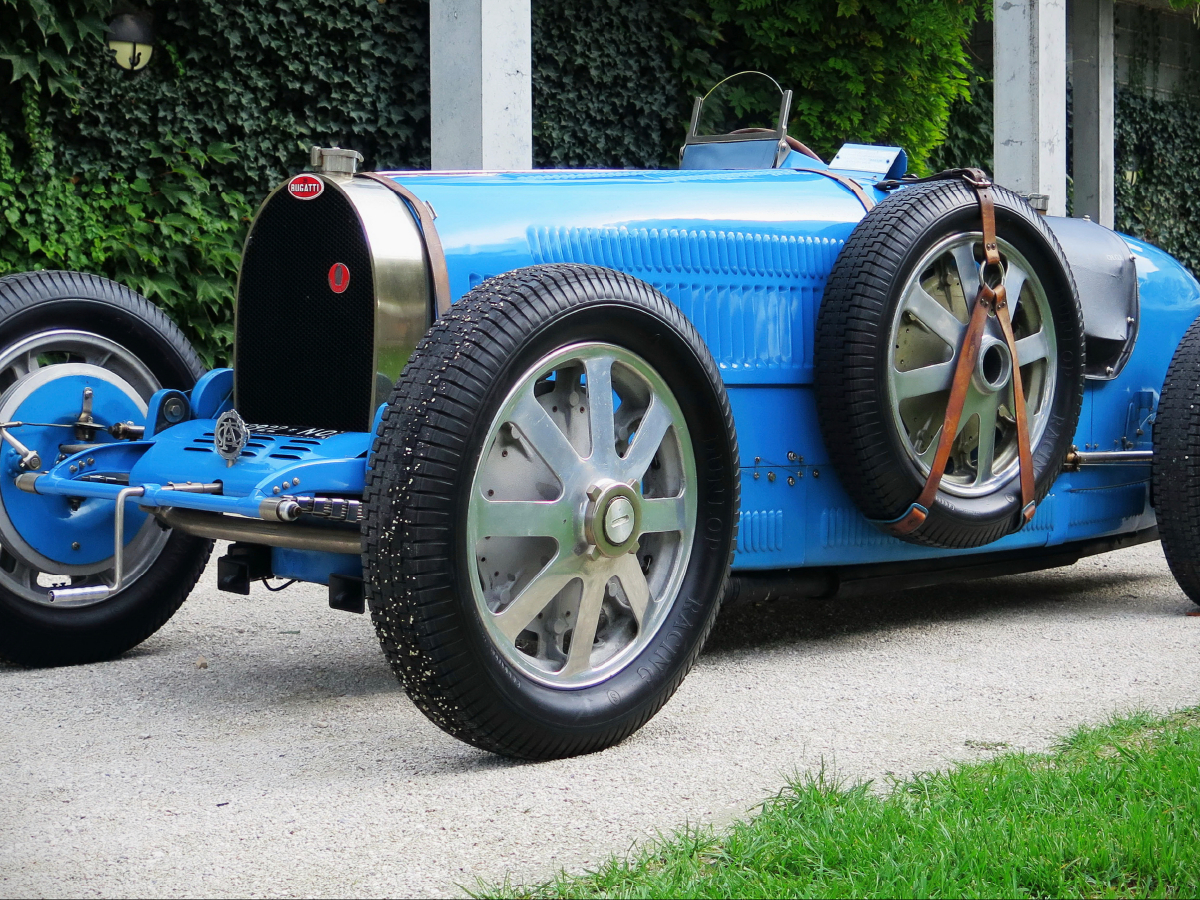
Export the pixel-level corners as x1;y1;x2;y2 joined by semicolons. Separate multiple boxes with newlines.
357;172;452;317
884;169;1037;536
795;168;874;213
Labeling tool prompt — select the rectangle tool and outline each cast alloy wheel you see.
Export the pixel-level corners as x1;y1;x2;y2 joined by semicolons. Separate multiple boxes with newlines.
886;233;1058;497
364;264;739;759
815;179;1085;549
466;341;696;688
0;330;170;606
0;271;212;666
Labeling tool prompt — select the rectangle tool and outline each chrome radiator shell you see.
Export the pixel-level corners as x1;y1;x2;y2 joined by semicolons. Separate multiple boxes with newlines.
233;174;431;432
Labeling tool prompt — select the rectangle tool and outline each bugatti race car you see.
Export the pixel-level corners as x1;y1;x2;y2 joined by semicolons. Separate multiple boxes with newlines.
4;73;1200;760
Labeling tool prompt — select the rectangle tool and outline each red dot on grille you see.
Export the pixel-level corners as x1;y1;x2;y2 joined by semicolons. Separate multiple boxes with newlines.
328;263;350;294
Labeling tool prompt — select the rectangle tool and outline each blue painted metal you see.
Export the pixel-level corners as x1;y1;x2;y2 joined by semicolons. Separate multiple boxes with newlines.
6;165;1198;587
0;373;149;565
271;548;360;585
191;368;233;419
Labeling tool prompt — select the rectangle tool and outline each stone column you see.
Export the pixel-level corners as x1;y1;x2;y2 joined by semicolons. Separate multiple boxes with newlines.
1071;0;1115;227
430;0;532;170
994;0;1068;216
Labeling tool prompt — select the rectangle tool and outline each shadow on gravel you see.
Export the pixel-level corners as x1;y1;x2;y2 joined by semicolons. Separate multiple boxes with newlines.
705;566;1159;655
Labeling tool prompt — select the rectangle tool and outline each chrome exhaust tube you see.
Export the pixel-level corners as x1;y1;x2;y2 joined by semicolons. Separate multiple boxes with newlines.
154;507;360;554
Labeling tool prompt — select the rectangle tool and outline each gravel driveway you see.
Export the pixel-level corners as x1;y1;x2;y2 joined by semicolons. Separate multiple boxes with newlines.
3;540;1199;898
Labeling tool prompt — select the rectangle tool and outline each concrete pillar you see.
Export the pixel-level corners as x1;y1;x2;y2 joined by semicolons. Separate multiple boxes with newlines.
430;0;532;170
1071;0;1115;227
994;0;1068;216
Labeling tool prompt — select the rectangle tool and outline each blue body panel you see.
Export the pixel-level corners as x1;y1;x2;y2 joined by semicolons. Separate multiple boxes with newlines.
379;169;1198;570
17;167;1200;585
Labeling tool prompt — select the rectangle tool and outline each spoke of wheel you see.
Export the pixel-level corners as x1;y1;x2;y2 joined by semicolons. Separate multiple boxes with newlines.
583;356;617;467
973;395;1003;485
917;425;944;468
1014;329;1051;365
474;497;575;542
8;352;39;380
611;553;651;626
1005;262;1029;313
903;284;966;348
509;389;584;476
640;495;687;534
89;350;114;368
9;560;36;592
950;243;982;304
493;560;577;643
562;573;607;677
621;397;673;482
893;359;956;401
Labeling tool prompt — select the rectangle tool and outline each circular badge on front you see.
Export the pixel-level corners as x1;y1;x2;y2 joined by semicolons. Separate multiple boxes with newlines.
328;263;350;294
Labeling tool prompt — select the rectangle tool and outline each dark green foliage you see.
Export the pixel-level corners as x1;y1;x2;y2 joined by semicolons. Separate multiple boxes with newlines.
1114;89;1200;276
487;709;1200;898
0;85;252;365
35;0;430;199
532;1;720;168
927;60;992;174
1;0;987;365
702;0;980;167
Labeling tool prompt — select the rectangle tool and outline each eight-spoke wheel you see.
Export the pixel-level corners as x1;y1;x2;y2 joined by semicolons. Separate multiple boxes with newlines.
364;265;739;759
816;179;1084;549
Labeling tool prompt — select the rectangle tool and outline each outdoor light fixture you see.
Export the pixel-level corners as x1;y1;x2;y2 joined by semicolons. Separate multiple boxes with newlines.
106;13;154;72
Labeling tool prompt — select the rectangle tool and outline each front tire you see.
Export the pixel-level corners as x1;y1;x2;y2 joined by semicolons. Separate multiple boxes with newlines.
363;265;739;759
0;271;213;666
1153;314;1200;608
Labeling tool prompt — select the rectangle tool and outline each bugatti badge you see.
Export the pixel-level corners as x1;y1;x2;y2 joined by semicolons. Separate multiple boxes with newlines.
214;409;249;467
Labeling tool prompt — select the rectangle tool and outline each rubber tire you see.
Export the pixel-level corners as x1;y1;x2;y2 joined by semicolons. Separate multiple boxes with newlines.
0;271;214;666
1152;314;1200;607
815;180;1085;549
363;264;740;760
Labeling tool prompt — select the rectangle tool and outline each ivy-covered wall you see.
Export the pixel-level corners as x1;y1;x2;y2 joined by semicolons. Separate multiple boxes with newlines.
928;3;1200;278
1;0;981;364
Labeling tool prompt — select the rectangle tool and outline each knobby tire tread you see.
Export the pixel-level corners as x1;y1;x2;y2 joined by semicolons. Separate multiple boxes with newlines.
363;264;738;759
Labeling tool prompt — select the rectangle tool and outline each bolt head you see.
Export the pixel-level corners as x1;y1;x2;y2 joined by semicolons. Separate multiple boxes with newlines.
71;542;81;551
586;484;603;502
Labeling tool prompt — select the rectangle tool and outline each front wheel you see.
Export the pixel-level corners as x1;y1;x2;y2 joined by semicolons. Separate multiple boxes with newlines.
1153;314;1200;608
0;271;213;666
364;265;739;759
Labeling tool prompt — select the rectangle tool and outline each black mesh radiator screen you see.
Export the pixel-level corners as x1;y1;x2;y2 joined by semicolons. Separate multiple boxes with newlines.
235;182;375;433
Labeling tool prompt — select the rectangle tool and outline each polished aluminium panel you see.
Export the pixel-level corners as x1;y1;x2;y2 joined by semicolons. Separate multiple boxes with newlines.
334;176;431;414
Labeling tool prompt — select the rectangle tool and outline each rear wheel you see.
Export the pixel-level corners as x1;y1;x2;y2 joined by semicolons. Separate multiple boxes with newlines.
0;271;213;666
364;264;739;759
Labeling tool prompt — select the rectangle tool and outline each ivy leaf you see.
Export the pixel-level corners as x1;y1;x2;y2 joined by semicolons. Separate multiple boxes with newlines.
0;52;38;84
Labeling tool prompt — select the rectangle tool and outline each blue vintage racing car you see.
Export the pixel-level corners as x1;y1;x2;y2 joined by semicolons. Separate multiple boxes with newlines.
4;74;1200;759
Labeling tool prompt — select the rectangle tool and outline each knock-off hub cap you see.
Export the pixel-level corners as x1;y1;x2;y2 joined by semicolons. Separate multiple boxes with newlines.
585;480;642;557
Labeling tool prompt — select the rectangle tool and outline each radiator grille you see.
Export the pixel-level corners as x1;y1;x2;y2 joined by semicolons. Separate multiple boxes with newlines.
235;181;376;432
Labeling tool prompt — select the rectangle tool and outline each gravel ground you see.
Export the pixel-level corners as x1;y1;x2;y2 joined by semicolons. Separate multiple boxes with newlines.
3;540;1199;898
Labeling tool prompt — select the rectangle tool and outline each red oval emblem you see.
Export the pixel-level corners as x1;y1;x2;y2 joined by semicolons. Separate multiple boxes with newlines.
328;263;350;294
287;174;324;200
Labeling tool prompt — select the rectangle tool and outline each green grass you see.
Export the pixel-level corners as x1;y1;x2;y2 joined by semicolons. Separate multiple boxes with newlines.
484;710;1200;899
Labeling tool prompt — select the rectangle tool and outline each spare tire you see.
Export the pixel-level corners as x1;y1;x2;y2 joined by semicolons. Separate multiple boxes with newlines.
815;180;1085;549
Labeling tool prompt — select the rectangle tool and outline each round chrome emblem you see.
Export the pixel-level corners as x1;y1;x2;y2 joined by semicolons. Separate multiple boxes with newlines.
214;409;249;467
